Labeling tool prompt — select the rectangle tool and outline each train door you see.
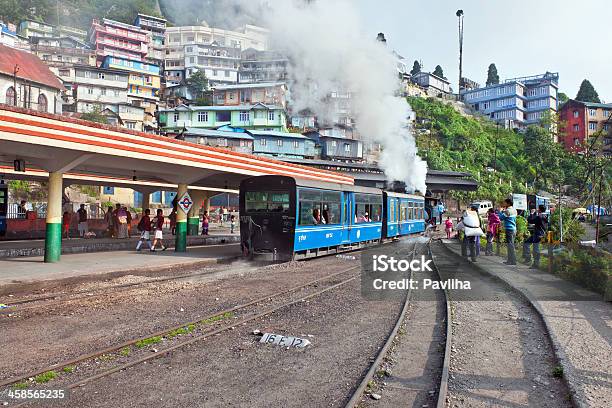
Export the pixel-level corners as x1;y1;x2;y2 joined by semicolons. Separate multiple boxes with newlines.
0;180;7;236
341;192;352;244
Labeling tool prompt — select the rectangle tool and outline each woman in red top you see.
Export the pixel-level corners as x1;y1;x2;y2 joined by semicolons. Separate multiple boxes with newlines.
151;209;167;252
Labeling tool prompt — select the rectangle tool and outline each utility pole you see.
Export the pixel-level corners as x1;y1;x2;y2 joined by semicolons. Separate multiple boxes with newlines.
456;10;464;94
13;65;19;106
494;121;499;173
595;167;603;243
558;183;563;243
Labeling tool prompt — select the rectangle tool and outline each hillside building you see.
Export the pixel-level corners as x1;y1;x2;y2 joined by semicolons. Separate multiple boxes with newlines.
134;14;167;69
461;72;559;128
89;19;150;66
0;44;64;113
559;99;612;152
238;49;288;84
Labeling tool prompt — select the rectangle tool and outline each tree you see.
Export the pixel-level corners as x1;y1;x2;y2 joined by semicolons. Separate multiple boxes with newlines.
576;79;601;103
486;63;500;86
80;106;109;124
410;60;421;76
558;92;569;105
432;65;444;79
185;69;209;102
523;125;563;190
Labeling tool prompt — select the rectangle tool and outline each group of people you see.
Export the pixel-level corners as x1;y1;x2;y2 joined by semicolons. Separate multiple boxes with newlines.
135;208;168;252
449;198;548;268
103;204;132;239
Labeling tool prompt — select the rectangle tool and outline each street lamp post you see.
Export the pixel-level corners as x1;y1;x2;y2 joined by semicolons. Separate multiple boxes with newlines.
456;10;464;94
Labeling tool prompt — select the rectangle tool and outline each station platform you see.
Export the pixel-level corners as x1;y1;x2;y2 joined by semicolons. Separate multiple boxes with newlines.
439;239;611;408
0;226;238;258
0;241;242;291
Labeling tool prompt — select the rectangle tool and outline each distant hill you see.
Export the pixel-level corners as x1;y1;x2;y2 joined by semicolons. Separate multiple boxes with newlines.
0;0;262;30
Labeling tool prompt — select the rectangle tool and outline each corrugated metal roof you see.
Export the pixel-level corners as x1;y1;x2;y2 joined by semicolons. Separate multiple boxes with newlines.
247;130;310;139
0;44;64;90
212;82;285;90
161;103;283;112
184;127;254;140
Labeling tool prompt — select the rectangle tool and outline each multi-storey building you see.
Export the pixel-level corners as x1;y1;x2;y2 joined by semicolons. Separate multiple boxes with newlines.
0;44;64;113
461;72;559;128
134;14;166;68
159;102;286;132
182;128;254;154
304;130;363;161
559;99;612;152
89;19;149;66
1;21;29;50
100;56;160;130
250;130;316;159
183;42;241;85
55;25;87;41
18;20;54;39
30;36;95;68
164;23;268;86
238;49;288;84
212;82;287;109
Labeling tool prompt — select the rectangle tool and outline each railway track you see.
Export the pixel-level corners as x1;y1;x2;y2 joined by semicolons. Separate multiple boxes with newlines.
345;240;451;408
1;262;364;406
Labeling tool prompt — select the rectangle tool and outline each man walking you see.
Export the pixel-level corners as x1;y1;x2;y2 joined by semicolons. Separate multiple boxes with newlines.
77;204;88;238
524;205;548;269
499;198;517;265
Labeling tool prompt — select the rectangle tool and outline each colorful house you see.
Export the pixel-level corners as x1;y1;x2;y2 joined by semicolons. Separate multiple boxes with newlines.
159;102;287;131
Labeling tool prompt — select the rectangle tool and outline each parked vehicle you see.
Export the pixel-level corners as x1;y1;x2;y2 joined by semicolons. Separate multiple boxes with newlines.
469;200;493;216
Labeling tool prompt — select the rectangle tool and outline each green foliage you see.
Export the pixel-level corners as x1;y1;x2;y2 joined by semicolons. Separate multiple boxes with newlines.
523;125;563;190
80;106;109;125
432;65;445;79
486;63;500;86
0;0;162;29
549;207;585;243
551;247;611;295
552;365;564;378
34;371;57;384
62;365;75;373
186;69;210;102
410;60;421;76
558;92;569;105
515;215;529;242
135;336;162;348
575;79;601;103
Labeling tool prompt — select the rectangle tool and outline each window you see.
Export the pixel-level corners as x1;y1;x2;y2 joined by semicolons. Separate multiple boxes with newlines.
260;138;267;146
101;88;106;96
276;139;283;147
87;87;93;95
589;122;597;131
268;110;275;121
103;186;115;195
198;111;208;122
298;189;341;225
331;140;337;148
604;124;610;131
354;194;382;223
216;111;230;122
293;140;299;148
173;112;179;122
37;93;47;112
245;191;290;213
125;122;136;129
5;86;16;106
114;90;120;97
98;72;105;79
225;70;230;77
344;143;351;153
239;111;250;122
574;138;580;146
589;109;597;117
59;69;70;76
217;137;227;146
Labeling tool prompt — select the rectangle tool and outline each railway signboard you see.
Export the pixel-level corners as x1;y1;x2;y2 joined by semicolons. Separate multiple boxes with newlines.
178;192;194;214
512;193;527;211
259;333;311;348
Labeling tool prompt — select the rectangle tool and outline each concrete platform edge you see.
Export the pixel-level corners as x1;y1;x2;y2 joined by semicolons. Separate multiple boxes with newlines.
437;239;586;408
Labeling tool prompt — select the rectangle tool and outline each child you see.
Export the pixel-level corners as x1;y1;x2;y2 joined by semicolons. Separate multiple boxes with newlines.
62;211;71;239
136;209;152;251
201;211;209;235
230;214;236;234
150;209;167;252
444;216;453;239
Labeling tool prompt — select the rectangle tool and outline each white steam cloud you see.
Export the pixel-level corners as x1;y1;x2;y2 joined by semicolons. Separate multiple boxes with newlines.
254;0;428;193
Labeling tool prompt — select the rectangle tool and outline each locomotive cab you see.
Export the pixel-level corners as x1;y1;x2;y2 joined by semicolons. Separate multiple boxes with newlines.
239;176;297;261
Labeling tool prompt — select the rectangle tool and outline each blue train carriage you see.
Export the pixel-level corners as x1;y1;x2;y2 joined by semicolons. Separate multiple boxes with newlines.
382;192;426;239
239;175;384;261
527;194;551;215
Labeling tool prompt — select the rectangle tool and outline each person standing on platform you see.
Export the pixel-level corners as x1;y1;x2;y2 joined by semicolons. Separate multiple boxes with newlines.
201;211;209;235
230;214;236;234
151;209;167;251
169;207;177;235
136;209;152;251
524;205;548;268
485;208;500;256
77;204;88;238
116;205;129;239
499;198;518;265
462;205;484;262
219;206;225;226
437;201;445;224
62;211;72;239
444;216;453;239
104;204;115;238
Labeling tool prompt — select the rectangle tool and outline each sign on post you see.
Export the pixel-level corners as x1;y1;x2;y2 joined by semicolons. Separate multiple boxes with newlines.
512;193;527;211
177;192;194;214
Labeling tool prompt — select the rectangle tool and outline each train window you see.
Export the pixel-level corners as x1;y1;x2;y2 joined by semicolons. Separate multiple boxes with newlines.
355;194;382;223
298;188;341;226
245;191;289;213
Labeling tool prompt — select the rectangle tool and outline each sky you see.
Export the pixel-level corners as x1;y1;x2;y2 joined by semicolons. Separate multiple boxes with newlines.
353;0;612;100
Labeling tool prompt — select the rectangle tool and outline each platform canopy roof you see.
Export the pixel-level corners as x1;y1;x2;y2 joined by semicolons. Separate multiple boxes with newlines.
0;105;353;190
